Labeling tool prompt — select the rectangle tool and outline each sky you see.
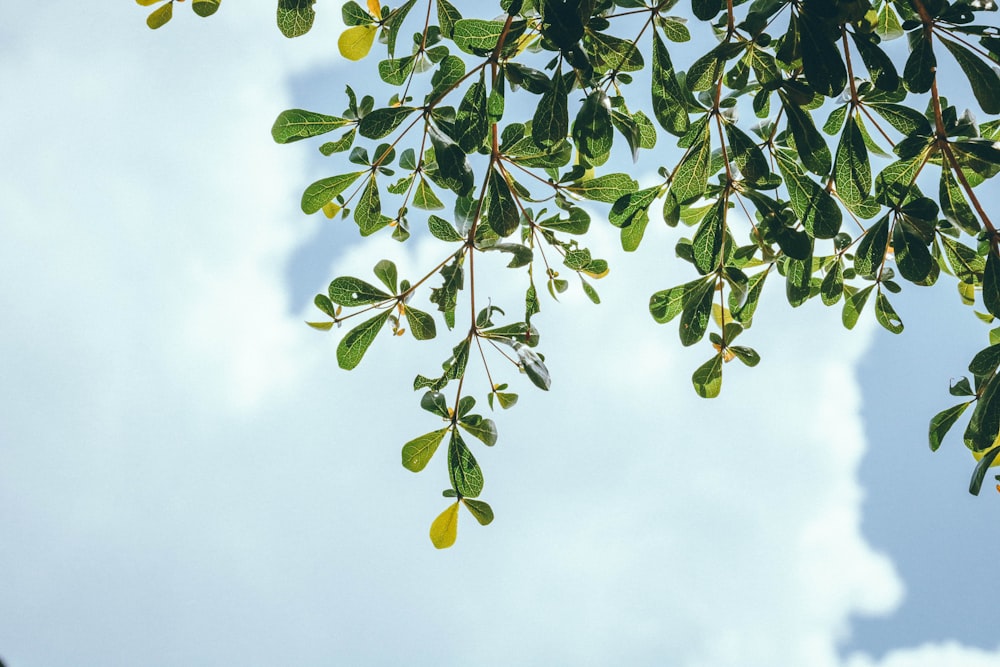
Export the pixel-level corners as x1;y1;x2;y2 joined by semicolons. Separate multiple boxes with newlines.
1;2;999;666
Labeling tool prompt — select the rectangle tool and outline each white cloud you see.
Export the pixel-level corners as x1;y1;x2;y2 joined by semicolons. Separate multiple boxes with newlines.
2;4;999;667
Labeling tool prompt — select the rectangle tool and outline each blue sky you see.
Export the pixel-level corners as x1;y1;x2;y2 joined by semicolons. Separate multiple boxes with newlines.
1;2;999;666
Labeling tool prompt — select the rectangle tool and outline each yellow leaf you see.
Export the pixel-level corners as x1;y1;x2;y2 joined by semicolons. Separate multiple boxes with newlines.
146;1;173;28
367;0;382;20
338;25;377;61
136;0;163;6
429;502;459;549
973;433;1000;468
582;266;609;279
712;304;732;328
322;202;341;219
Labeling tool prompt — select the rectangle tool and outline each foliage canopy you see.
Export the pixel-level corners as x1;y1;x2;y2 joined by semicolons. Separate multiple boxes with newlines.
139;0;1000;547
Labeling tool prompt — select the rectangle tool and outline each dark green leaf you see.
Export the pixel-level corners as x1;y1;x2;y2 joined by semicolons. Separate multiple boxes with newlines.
516;343;550;390
985;251;1000;319
854;215;890;278
874;291;904;333
893;219;933;282
455;75;489;153
903;30;935;94
941;37;1000;114
459;414;498;446
969;445;1000;495
462;498;494;525
277;0;316;38
843;284;875;329
572;90;614;165
448;430;484;497
533;66;569;148
680;279;715;346
488;168;520;237
359;106;416;140
929;402;971;452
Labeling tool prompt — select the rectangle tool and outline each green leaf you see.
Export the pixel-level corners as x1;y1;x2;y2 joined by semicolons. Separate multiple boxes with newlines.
272;109;351;144
277;0;316;38
572;90;613;165
405;305;438;340
384;0;416;57
301;171;364;215
373;259;398;294
538;207;591;234
692;354;723;398
874;291;904;334
146;2;173;29
940;168;980;235
970;445;1000;495
337;310;390;370
328;276;392;307
821;259;844;305
650;31;688;137
941;37;1000;115
516;344;550;390
892;219;933;283
459;414;498;446
436;0;462;38
428;123;475;197
420;390;451;418
799;12;846;96
680;279;715;346
929;402;971;452
453;18;518;54
378;56;416;85
448;430;484;497
462;498;494;525
843;284;875;329
413;178;445;211
430;252;464;329
776;152;842;238
672;126;712;204
730;345;760;367
455;75;489;153
984;251;1000;319
854;215;889;278
488;168;520;237
835;115;872;214
192;0;222;17
565;173;638;203
692;199;725;274
355;177;390;236
781;94;832;176
532;66;569;148
968;344;1000;378
359;106;416;140
428;214;465;242
402;428;449;472
650;278;707;324
903;30;935;94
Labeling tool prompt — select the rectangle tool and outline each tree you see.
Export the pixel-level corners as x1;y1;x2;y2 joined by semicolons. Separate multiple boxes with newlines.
137;0;1000;547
